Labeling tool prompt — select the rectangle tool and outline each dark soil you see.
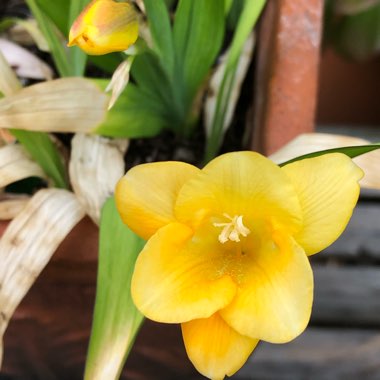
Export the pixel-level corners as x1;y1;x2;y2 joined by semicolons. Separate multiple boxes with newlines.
0;0;29;18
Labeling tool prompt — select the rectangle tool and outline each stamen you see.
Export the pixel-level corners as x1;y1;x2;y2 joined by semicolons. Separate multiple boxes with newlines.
236;216;250;236
213;214;251;244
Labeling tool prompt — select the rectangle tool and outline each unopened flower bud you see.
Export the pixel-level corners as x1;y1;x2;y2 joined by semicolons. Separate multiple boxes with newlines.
68;0;138;55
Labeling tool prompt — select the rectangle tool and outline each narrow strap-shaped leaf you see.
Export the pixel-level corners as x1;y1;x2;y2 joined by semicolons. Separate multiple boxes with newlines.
131;52;180;117
25;0;71;77
143;0;175;77
279;144;380;166
173;0;225;109
164;0;176;9
68;0;89;76
10;130;68;189
84;197;145;380
0;50;21;96
204;0;266;162
225;0;234;14
204;33;255;140
35;0;69;35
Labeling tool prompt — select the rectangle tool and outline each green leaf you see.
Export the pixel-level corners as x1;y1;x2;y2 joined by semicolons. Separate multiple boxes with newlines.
279;144;380;166
67;0;90;76
34;0;124;74
173;0;225;107
84;197;145;380
204;0;266;162
131;52;183;126
95;82;166;138
164;0;177;9
334;0;380;15
225;0;234;14
35;0;69;35
334;3;380;60
143;0;175;77
227;0;245;30
89;53;123;74
10;129;68;189
131;52;172;103
0;18;17;32
26;0;71;77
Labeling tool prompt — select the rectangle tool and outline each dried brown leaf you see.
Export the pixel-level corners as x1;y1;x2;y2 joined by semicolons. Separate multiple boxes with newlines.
0;38;53;80
0;50;19;145
0;194;29;220
204;33;255;136
0;78;108;133
9;19;50;52
0;50;21;97
0;189;85;365
69;133;128;224
0;144;45;187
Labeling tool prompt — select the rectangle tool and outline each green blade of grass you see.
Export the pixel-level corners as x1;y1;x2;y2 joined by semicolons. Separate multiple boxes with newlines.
10;129;68;189
84;197;145;380
279;144;380;166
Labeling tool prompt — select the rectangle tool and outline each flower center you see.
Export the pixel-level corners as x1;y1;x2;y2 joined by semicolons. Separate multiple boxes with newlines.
213;214;251;244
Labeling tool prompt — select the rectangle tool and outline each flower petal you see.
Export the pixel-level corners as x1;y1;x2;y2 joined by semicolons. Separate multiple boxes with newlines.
175;151;302;234
131;223;237;323
220;236;313;343
115;161;200;240
182;313;258;380
282;153;363;255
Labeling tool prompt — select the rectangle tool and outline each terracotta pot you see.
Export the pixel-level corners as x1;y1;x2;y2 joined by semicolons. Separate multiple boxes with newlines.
0;218;201;379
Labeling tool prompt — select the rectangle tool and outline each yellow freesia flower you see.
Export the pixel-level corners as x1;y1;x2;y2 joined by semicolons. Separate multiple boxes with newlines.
115;152;363;379
68;0;138;55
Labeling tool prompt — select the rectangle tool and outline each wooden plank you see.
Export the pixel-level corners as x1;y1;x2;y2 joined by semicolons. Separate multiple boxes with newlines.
236;327;380;379
317;125;380;144
312;265;380;327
